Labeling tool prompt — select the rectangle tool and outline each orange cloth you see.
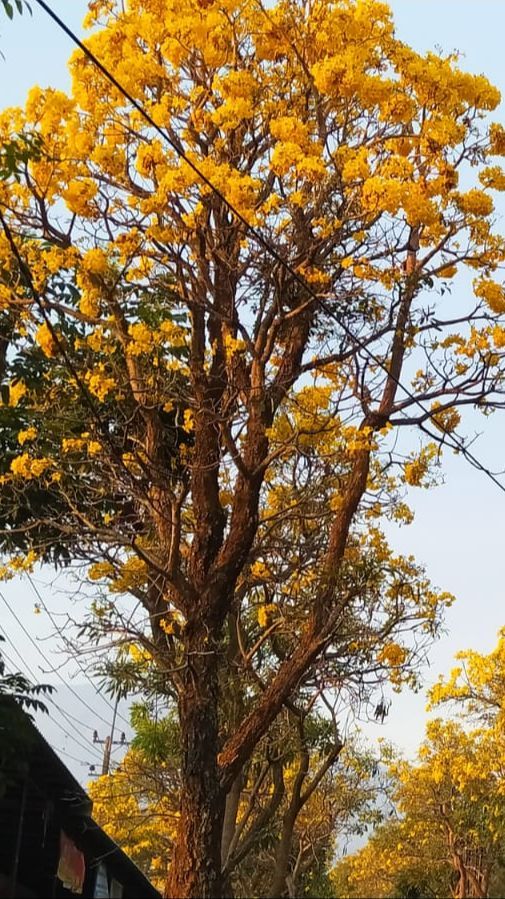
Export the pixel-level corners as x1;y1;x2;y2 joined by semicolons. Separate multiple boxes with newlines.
57;830;85;894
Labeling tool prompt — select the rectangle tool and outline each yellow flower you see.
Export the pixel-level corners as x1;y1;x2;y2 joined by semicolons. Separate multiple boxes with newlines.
377;642;407;667
82;247;109;275
404;460;425;486
88;561;115;581
479;165;505;191
489;123;505;155
128;322;156;355
17;426;37;445
430;402;461;434
183;409;194;433
251;560;270;580
456;189;494;217
87;440;102;456
85;366;116;402
159;618;175;635
223;333;246;357
62;438;86;454
63;179;98;215
8;381;27;407
10;453;52;479
128;643;152;664
474;278;505;314
257;603;277;629
35;323;57;358
492;325;505;348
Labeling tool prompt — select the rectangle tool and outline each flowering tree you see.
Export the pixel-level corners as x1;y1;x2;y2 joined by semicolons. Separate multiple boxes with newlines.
428;628;505;727
333;635;505;899
334;718;505;899
1;0;505;894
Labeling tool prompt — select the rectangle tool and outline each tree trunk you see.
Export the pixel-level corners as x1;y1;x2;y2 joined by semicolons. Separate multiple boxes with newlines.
220;773;243;898
165;630;225;899
221;773;243;867
269;807;297;898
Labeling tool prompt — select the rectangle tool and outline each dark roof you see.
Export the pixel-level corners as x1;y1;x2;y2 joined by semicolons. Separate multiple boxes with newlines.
80;818;162;898
2;708;161;898
29;717;93;817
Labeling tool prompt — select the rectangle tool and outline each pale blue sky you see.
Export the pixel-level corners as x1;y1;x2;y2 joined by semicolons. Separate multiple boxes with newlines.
1;1;505;775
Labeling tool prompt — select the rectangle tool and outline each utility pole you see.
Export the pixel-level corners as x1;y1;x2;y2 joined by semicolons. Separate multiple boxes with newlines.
91;696;127;775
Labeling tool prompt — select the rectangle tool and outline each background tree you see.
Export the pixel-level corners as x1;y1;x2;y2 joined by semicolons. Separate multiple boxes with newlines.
332;634;505;899
390;720;504;899
331;818;452;899
1;0;505;894
428;628;505;727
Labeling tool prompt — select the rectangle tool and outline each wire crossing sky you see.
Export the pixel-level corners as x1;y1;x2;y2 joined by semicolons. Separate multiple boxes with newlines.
0;1;504;776
23;0;505;498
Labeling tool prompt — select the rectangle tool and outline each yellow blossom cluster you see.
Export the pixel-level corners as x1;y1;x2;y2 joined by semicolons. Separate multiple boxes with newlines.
108;555;149;593
10;453;52;479
85;365;116;401
479;165;505;191
35;323;58;358
7;381;27;408
473;278;505;314
63;178;98;216
17;426;37;445
455;189;494;217
88;561;115;581
0;550;38;582
404;444;438;487
429;402;461;434
257;603;277;629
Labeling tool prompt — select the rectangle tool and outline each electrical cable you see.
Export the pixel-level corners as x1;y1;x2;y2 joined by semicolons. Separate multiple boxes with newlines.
29;0;505;496
0;619;103;762
0;590;107;757
26;573;131;728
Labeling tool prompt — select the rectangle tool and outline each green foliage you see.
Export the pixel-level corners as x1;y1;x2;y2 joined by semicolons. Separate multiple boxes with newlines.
130;702;181;765
0;132;42;180
0;0;30;20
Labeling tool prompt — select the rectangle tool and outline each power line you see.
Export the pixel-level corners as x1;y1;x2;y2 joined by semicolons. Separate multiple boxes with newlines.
57;746;93;767
0;586;131;775
31;0;505;496
0;621;103;762
0;590;108;760
0;585;115;729
26;574;130;728
0;623;102;762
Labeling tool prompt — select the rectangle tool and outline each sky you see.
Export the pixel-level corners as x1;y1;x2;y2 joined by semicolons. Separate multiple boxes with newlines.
0;0;505;780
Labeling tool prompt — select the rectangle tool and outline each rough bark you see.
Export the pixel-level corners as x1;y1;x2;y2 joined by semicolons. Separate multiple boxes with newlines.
165;628;225;899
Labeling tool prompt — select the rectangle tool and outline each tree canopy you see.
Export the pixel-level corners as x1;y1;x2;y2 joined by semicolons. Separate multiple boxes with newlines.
332;631;505;899
1;0;505;894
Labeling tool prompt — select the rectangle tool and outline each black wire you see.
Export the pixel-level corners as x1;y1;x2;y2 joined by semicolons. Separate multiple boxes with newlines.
0;590;107;758
0;617;103;761
30;0;505;496
0;624;103;763
26;574;131;728
57;746;94;767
